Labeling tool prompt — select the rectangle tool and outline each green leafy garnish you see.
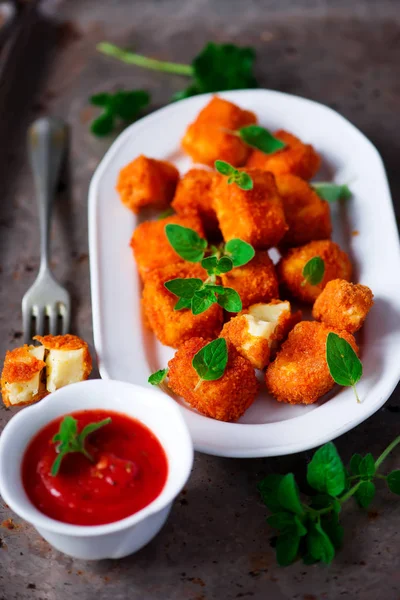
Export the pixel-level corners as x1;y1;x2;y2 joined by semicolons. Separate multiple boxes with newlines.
158;207;175;220
313;183;352;203
302;256;325;286
89;89;150;136
165;224;208;262
224;239;255;267
215;160;253;190
236;125;285;154
326;332;363;402
148;368;169;386
97;42;257;102
192;338;228;384
165;277;242;315
258;435;400;566
51;415;112;476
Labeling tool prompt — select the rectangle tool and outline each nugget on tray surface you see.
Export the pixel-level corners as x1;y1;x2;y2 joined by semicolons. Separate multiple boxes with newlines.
171;169;219;237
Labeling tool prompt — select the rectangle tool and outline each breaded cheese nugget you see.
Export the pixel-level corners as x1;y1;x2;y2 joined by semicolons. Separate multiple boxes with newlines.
312;279;374;333
171;169;219;237
265;321;358;405
277;240;352;303
220;300;301;369
34;335;92;393
221;251;279;309
168;337;259;422
275;174;332;247
1;345;46;407
142;263;223;348
117;154;179;213
246;130;321;180
130;213;205;280
213;169;288;249
181;96;257;167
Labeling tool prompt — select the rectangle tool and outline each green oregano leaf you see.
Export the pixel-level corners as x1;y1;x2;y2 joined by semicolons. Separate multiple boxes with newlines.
387;470;400;495
307;522;335;564
326;332;363;402
164;278;204;298
148;369;169;386
302;256;325;286
224;239;255;267
355;481;376;508
215;160;236;176
192;338;228;382
277;474;304;516
276;532;300;567
307;442;346;497
165;224;207;262
216;287;242;312
214;160;253;191
237;124;285;154
313;183;352;203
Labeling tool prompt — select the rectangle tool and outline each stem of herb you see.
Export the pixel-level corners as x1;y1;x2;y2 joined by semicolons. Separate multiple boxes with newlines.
352;384;361;403
97;43;194;76
338;481;362;504
375;435;400;470
374;473;387;480
82;448;94;463
194;379;203;392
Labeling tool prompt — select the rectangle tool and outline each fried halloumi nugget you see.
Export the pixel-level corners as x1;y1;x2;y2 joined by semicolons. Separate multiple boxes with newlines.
34;335;92;393
142;263;223;348
117;154;179;213
246;130;321;180
220;300;301;369
171;169;219;237
181;96;257;167
277;240;352;303
265;321;358;405
213;169;288;249
312;279;374;333
275;174;332;247
130;213;205;280
1;345;46;407
168;337;259;422
221;251;279;310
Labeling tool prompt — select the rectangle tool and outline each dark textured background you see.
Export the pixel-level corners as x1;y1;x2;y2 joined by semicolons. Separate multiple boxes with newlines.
0;1;399;598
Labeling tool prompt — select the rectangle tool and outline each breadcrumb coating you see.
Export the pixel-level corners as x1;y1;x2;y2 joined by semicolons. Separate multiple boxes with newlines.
1;346;45;386
277;240;352;303
131;213;205;280
265;321;358;405
312;279;374;333
181;96;257;167
168;337;259;421
221;251;279;310
246;130;321;180
275;174;332;247
142;263;223;348
213;169;288;249
171;169;219;237
117;154;179;213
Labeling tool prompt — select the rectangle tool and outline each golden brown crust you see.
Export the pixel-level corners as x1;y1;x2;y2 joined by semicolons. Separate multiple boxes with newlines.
221;251;279;309
130;213;205;281
213;169;288;250
1;346;46;407
117;155;179;213
275;174;332;247
168;337;259;422
312;279;374;333
220;315;271;370
265;321;358;405
181;96;257;167
277;240;352;304
171;169;219;237
142;263;223;348
34;335;92;381
246;130;321;180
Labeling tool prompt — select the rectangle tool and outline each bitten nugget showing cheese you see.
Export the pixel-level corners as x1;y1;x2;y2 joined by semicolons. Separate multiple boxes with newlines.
130;213;205;280
277;240;352;303
1;345;46;407
265;321;358;405
221;251;279;309
213;169;288;249
246;130;321;180
117;155;179;213
312;279;374;333
181;96;257;167
142;263;223;348
220;301;301;369
34;335;92;393
171;169;219;237
168;337;259;422
275;174;332;247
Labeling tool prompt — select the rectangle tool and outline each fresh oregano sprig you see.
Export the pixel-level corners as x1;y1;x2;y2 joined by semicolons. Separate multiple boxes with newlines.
313;183;352;203
235;124;286;154
215;160;253;190
302;256;325;286
89;89;150;136
326;332;363;402
51;415;112;476
97;42;258;102
258;436;400;566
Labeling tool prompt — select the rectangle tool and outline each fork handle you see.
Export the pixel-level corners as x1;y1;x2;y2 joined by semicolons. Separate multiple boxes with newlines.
28;117;67;273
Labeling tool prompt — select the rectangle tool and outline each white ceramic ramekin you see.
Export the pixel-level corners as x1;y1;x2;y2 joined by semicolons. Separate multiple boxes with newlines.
0;379;193;560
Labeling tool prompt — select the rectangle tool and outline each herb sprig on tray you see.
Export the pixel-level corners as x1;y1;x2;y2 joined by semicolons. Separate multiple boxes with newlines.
90;89;150;136
313;183;352;203
258;436;400;566
302;256;325;286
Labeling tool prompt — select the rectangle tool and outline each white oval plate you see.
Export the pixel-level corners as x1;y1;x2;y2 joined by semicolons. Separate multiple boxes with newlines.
89;89;400;458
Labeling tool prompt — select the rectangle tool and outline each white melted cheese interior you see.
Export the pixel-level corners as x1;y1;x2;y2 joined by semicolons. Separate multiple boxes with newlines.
5;345;45;405
46;348;84;393
242;302;289;351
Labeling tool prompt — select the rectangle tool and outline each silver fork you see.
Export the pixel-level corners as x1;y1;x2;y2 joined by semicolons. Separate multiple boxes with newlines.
22;117;71;343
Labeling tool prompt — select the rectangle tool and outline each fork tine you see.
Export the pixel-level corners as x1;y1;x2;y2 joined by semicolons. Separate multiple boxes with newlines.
48;306;58;336
59;302;70;335
34;306;45;337
23;309;33;344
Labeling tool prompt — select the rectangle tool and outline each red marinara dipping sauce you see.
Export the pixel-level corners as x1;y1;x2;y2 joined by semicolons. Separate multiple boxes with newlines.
22;409;168;526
